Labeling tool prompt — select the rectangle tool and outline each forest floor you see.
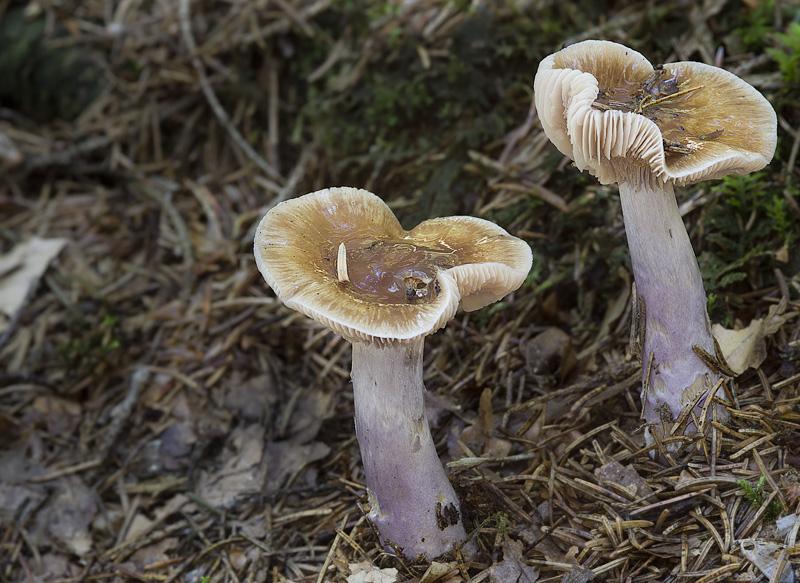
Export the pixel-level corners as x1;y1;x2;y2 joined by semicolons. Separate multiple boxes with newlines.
1;0;800;582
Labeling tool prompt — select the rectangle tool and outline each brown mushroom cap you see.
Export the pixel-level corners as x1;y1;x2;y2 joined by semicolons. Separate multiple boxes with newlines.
534;40;777;186
254;187;532;343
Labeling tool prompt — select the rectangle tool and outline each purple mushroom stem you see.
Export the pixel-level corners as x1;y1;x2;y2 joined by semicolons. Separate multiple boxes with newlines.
351;340;468;559
617;170;722;437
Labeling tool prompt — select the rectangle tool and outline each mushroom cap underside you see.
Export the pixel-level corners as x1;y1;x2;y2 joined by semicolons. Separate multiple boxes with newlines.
534;40;777;186
254;187;533;343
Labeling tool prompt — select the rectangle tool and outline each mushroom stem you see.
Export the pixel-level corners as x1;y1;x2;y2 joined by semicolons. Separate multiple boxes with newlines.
617;166;724;441
351;339;468;559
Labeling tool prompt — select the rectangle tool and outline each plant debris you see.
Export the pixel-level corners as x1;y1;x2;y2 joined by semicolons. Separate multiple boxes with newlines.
1;0;799;582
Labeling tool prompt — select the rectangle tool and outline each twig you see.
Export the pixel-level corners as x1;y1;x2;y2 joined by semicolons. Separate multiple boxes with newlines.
27;459;103;483
178;0;283;183
315;513;347;583
133;180;195;267
94;367;150;462
448;450;541;469
637;85;704;113
630;488;712;516
272;0;315;37
24;135;112;171
239;0;333;46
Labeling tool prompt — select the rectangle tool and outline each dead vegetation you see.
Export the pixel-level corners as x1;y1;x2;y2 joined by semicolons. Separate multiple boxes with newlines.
1;0;799;582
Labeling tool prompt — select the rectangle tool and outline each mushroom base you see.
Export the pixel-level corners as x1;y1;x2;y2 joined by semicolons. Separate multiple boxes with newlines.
351;340;469;560
618;170;728;445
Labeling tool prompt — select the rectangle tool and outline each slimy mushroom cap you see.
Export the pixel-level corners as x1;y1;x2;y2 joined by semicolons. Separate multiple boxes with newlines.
254;187;532;344
534;40;777;186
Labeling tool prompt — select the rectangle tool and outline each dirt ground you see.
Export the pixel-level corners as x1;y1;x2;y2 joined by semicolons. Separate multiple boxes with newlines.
1;0;800;582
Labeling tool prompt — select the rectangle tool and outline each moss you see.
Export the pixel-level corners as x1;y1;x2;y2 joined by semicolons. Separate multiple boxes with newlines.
737;476;784;523
289;2;588;216
0;8;105;122
695;172;795;325
768;21;800;88
57;310;125;378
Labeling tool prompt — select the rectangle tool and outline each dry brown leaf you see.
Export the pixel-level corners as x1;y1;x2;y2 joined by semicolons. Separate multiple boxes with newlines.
129;537;180;570
37;553;74;580
490;538;539;583
526;328;574;377
419;561;459;583
196;424;266;508
282;388;334;444
225;373;279;423
0;445;50;528
594;461;654;499
124;494;190;543
33;476;96;556
458;423;513;459
30;395;82;437
0;482;47;526
265;440;331;492
158;422;198;471
712;301;797;374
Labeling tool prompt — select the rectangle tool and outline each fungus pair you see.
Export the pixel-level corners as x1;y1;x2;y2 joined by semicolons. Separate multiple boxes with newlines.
254;40;777;558
254;187;532;559
534;41;777;443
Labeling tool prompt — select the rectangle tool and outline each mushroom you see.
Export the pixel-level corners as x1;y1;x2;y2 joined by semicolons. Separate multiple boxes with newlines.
534;41;777;443
254;187;532;559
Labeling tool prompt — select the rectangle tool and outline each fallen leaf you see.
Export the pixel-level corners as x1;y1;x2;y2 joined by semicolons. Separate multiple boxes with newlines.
594;461;653;500
239;516;268;539
712;301;797;375
30;395;82;437
37;553;73;580
561;566;595;583
0;482;47;526
458;423;512;459
158;422;197;470
0;237;67;333
490;538;539;583
33;476;97;556
347;561;398;583
225;373;279;423
0;447;49;525
776;514;798;542
740;539;794;583
281;388;334;444
519;523;568;567
196;424;266;508
419;561;458;583
124;494;189;543
265;440;330;492
525;327;574;378
129;537;179;570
